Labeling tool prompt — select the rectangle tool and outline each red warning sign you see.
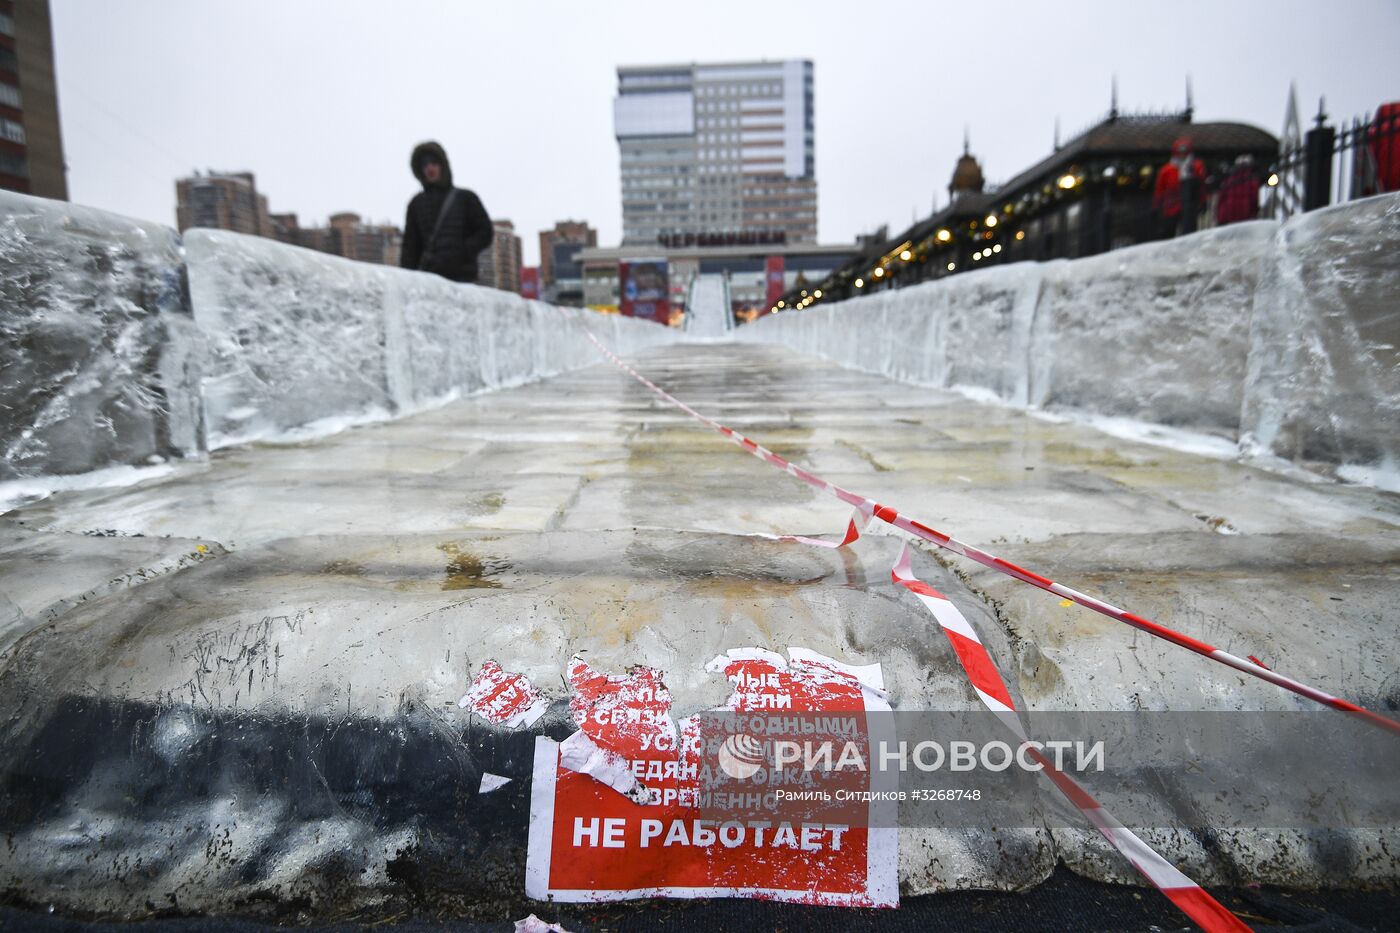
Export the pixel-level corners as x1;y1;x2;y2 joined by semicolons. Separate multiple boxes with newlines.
460;660;547;728
526;649;896;906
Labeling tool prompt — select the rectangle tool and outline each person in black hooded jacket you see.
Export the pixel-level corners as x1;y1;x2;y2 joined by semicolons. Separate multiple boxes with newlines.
401;141;494;283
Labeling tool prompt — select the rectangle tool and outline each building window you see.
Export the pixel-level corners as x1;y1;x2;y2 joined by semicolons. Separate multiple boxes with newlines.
0;118;25;145
0;149;27;177
0;13;13;37
0;81;19;109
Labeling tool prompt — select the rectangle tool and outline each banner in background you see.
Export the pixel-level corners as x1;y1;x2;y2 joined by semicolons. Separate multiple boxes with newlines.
765;255;785;307
620;258;670;323
520;266;541;300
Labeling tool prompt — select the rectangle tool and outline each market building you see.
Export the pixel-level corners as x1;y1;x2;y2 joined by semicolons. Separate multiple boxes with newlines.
780;106;1277;313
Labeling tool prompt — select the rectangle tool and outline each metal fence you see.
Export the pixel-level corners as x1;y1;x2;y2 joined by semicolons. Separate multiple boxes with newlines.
1265;102;1400;219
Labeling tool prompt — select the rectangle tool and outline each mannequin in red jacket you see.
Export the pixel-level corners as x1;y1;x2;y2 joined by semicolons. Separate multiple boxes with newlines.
1153;137;1206;238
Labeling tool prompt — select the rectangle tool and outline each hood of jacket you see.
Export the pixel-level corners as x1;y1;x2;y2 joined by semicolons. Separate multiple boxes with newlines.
410;141;453;188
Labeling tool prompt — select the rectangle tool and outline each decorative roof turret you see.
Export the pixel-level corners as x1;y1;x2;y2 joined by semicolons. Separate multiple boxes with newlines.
949;129;985;199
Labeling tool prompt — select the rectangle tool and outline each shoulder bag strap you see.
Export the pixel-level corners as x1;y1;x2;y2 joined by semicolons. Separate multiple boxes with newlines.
418;188;460;270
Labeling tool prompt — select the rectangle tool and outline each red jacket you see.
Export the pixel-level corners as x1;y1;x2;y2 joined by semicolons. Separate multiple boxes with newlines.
1369;102;1400;194
1153;158;1205;217
1215;166;1260;225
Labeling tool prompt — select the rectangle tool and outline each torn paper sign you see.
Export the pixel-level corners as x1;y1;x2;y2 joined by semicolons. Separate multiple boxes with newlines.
556;657;671;804
558;730;648;804
526;648;897;907
708;646;890;711
514;916;572;933
459;660;548;727
566;656;676;761
479;772;512;794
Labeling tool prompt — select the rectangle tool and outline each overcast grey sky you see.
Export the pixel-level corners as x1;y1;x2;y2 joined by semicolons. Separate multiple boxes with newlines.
50;0;1399;266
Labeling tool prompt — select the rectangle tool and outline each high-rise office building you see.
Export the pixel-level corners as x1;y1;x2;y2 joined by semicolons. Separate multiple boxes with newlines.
0;0;68;199
614;60;815;246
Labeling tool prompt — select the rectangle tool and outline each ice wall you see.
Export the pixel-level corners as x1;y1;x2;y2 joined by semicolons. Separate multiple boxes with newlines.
1035;221;1274;430
186;229;672;446
0;191;201;480
740;194;1400;474
186;231;395;446
790;263;1050;404
1;195;675;479
1241;195;1400;467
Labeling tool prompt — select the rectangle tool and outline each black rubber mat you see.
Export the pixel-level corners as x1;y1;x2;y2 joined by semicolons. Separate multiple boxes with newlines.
3;867;1396;932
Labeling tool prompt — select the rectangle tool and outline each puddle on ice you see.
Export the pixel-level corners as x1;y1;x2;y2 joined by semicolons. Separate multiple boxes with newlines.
437;542;509;590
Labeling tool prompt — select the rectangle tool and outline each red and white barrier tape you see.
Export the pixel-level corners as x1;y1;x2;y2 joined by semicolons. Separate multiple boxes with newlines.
891;545;1249;932
585;332;1399;737
587;335;1260;928
587;335;1254;928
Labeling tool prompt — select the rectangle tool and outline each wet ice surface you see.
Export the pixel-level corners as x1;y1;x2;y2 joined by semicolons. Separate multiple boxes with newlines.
1;342;1398;916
